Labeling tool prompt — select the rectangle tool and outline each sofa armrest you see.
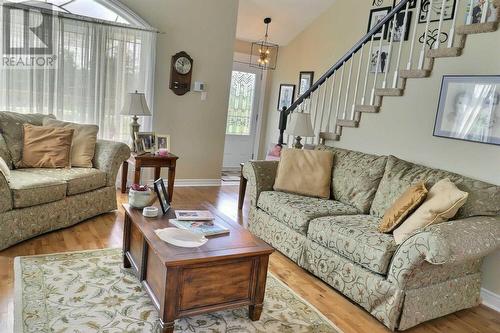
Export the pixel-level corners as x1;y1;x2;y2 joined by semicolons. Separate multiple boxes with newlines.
388;216;500;288
92;140;131;186
242;160;279;207
0;172;12;213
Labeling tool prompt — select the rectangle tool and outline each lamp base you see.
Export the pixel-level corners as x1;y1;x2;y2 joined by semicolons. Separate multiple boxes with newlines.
130;115;140;152
293;136;303;149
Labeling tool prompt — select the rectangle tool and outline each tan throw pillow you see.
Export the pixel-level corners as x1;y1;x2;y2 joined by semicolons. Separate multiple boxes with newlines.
378;182;428;233
273;148;334;199
19;124;74;168
43;118;99;168
0;157;10;179
393;178;468;244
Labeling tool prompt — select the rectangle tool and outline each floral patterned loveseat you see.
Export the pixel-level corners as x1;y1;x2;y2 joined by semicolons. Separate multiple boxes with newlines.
0;112;130;250
243;144;500;331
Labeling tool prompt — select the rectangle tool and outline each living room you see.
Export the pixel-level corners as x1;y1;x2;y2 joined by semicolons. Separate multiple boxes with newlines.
0;0;499;332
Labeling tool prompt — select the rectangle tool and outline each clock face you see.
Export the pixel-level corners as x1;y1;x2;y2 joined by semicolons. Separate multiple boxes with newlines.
174;57;192;75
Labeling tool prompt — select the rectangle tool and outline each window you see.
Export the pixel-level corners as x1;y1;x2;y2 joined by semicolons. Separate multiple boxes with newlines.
0;0;156;143
226;70;256;136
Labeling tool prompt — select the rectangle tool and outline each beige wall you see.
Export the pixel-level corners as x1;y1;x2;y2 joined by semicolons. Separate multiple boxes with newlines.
234;39;253;55
120;0;238;180
261;0;500;295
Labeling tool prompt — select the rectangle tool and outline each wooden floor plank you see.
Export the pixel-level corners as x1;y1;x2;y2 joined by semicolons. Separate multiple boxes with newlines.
0;186;498;333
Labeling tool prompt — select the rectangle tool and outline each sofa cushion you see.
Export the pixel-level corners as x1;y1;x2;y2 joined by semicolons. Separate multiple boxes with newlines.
370;156;500;219
316;145;387;213
0;134;12;169
257;191;359;235
308;215;398;274
15;168;107;196
0;111;55;168
8;171;67;208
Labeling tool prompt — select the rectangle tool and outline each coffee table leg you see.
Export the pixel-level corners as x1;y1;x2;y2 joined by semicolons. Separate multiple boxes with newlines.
249;255;269;321
123;214;131;268
159;319;174;333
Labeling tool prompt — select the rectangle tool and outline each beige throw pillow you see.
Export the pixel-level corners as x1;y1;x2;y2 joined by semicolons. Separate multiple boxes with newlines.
43;118;99;168
273;148;334;199
19;124;74;169
0;157;10;179
378;182;428;233
393;178;468;244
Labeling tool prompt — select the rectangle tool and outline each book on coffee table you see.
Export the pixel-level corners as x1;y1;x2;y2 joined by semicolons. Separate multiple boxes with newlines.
170;219;230;237
175;210;214;221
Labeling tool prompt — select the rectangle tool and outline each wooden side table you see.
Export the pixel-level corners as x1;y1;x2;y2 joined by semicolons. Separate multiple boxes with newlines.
121;153;179;201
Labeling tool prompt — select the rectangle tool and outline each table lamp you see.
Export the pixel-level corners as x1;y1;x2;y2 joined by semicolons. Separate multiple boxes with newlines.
286;112;314;149
121;91;152;152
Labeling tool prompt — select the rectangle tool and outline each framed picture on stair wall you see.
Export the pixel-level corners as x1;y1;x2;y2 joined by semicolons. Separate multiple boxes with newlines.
277;84;296;111
434;75;500;146
367;7;391;40
298;72;314;97
464;0;499;24
369;45;390;73
418;0;457;23
393;0;417;9
389;11;413;42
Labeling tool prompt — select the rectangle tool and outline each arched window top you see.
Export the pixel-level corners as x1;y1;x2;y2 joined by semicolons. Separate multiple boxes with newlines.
9;0;152;28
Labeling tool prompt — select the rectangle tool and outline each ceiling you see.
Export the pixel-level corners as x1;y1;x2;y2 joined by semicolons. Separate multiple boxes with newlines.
236;0;336;46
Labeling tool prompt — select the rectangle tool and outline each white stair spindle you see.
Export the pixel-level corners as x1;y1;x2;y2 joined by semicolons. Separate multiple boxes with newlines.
343;58;354;119
383;16;397;88
362;36;375;104
318;77;329;135
394;2;410;88
407;0;422;69
352;44;364;116
335;63;345;123
481;0;490;23
307;92;316;144
434;0;447;49
418;0;433;69
326;72;336;132
448;0;461;47
312;85;323;144
467;0;474;24
371;23;386;104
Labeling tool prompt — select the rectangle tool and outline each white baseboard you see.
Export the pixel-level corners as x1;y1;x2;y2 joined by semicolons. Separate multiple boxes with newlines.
173;179;222;187
481;288;500;312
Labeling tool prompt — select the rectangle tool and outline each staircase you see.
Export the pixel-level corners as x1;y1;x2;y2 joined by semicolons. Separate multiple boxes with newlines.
284;0;499;145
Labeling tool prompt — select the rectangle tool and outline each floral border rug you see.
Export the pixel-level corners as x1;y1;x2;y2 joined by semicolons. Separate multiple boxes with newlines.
14;248;341;333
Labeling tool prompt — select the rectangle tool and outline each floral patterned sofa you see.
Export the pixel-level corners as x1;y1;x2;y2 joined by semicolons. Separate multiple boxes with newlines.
0;112;130;250
243;144;500;331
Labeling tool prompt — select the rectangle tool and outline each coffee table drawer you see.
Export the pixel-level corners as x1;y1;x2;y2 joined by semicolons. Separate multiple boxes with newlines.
179;258;254;311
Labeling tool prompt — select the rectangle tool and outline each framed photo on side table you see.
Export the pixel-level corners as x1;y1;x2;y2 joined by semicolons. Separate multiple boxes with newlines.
136;132;156;153
277;84;296;111
154;178;170;214
434;75;500;146
156;134;171;151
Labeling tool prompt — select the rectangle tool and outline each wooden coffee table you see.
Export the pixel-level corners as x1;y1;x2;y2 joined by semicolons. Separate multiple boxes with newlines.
122;204;274;333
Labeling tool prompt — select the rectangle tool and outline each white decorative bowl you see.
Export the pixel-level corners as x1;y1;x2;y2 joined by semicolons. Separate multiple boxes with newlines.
155;228;208;248
129;189;156;209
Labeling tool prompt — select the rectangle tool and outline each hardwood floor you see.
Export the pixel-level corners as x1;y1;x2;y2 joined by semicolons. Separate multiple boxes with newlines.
0;186;498;333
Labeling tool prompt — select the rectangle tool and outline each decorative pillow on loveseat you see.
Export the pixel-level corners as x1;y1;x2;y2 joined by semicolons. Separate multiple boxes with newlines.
393;178;468;244
43;118;99;168
273;148;334;199
19;124;74;168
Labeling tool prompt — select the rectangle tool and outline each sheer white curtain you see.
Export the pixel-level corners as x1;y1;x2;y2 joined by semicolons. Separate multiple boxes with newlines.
0;5;156;142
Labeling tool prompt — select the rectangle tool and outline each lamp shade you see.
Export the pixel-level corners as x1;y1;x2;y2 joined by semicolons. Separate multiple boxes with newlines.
121;91;151;116
286;112;314;137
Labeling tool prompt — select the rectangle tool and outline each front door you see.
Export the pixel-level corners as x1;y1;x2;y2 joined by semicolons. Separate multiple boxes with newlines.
223;62;262;168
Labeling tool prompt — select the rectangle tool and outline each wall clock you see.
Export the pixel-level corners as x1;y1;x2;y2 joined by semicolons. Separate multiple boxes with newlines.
170;51;193;96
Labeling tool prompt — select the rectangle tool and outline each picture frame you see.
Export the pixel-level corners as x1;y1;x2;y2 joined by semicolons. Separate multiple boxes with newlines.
393;0;417;9
153;178;170;215
434;75;500;146
369;45;390;73
419;0;457;23
135;132;155;152
465;0;499;24
388;11;413;42
277;84;296;111
156;134;171;151
298;71;314;97
367;7;391;40
134;138;145;155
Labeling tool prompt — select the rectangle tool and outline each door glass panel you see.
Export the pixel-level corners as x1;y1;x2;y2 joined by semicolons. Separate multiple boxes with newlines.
225;70;256;136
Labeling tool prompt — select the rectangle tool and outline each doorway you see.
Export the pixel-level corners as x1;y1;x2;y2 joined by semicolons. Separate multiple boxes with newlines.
222;57;265;173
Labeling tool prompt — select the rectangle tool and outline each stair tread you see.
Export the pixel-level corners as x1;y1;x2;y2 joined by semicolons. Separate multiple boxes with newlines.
375;88;404;96
354;105;379;113
427;47;462;58
400;69;431;78
337;119;358;127
456;21;498;35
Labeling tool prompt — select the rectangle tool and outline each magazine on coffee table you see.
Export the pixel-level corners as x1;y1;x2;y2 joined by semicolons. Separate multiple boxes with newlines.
170;219;229;237
175;210;214;221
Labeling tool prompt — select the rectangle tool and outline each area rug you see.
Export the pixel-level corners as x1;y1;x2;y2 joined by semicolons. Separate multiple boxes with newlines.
14;248;341;333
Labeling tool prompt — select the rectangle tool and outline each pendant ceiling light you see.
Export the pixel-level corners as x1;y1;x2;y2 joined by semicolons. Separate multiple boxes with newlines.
250;17;278;70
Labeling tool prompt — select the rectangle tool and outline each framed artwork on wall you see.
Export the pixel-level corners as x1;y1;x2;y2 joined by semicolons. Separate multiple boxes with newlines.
389;11;413;42
298;71;314;97
434;75;500;146
277;84;296;111
369;45;390;73
367;7;392;40
393;0;417;9
464;0;499;24
419;0;457;23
